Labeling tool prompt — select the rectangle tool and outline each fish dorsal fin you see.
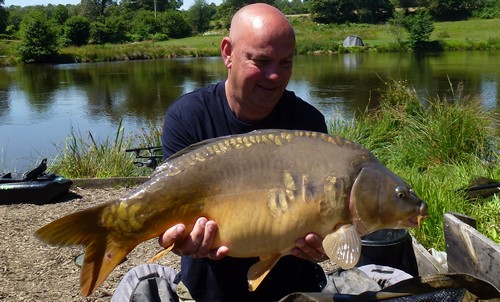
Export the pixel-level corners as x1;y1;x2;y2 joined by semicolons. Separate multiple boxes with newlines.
247;254;282;291
155;130;285;174
322;224;361;269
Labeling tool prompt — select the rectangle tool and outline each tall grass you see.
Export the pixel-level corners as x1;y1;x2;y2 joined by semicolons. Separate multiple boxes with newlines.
50;119;152;178
329;79;500;249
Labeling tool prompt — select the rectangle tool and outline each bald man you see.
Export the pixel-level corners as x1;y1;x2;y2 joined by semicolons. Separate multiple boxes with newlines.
115;4;329;301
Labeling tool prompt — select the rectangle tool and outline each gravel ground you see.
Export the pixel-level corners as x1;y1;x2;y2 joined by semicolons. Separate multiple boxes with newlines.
0;185;336;302
0;186;181;302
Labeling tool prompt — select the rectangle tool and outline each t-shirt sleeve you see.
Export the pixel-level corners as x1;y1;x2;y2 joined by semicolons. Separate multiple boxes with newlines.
161;93;205;160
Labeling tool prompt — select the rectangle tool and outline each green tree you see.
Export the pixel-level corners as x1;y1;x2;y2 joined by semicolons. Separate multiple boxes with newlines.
82;0;114;21
157;10;191;39
0;1;8;35
308;0;356;23
423;0;477;20
404;9;434;49
18;10;59;63
472;0;500;19
121;0;182;12
90;15;128;44
129;9;159;41
6;6;23;36
275;0;307;14
64;15;90;46
356;0;394;23
187;0;216;34
51;4;69;25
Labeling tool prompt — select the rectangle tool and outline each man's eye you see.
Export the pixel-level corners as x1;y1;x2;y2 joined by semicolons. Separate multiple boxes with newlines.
254;59;268;66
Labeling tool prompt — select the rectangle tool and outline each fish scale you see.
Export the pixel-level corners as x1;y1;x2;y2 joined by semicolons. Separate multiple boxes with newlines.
35;129;428;297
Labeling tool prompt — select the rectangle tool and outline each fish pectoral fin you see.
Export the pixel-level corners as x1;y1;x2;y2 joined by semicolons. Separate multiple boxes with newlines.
322;224;361;269
247;254;282;291
149;244;175;263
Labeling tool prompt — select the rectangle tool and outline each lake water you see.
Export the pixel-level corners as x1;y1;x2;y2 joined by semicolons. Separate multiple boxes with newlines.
1;51;499;172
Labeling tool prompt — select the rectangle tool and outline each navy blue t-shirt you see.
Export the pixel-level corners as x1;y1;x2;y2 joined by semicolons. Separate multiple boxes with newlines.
161;80;328;302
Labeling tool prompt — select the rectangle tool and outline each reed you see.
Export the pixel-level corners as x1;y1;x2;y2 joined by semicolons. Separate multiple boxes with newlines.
50;119;151;178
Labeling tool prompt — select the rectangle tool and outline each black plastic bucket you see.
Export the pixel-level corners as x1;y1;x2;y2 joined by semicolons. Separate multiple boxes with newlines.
357;229;419;277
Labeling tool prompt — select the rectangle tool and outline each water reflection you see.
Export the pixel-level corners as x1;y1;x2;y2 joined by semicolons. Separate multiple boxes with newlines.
0;52;499;172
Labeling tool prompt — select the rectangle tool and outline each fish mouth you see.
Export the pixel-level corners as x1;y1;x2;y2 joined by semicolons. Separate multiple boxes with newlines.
409;202;428;227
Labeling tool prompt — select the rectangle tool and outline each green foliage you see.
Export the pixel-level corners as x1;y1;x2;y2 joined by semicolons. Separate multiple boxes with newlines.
472;0;500;19
404;9;434;49
157;10;191;39
0;6;7;34
129;9;159;41
81;0;114;21
308;0;356;24
275;0;308;14
121;0;183;12
18;10;59;63
64;15;90;46
51;4;69;25
356;0;395;24
188;0;217;34
426;0;476;21
90;15;129;44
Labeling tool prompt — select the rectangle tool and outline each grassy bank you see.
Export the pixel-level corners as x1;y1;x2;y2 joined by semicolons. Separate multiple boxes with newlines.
48;80;500;251
329;79;500;250
0;18;499;65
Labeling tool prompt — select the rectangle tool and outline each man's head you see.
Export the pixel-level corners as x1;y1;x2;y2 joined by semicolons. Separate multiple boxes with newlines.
221;3;296;122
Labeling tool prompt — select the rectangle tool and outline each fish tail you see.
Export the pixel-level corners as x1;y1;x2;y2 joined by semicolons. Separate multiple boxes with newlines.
35;204;133;297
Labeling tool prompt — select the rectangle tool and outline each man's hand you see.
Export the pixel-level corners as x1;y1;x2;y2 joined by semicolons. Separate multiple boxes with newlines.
291;233;329;263
159;217;229;260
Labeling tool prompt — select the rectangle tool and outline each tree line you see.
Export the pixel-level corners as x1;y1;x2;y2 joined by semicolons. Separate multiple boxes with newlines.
0;0;498;62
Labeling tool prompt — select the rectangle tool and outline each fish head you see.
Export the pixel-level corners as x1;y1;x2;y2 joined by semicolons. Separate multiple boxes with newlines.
349;159;428;236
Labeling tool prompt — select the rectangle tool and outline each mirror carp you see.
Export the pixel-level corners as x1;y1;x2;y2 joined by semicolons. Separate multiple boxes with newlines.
35;129;428;297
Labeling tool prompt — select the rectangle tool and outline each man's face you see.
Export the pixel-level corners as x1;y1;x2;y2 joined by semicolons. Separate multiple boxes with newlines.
224;24;296;121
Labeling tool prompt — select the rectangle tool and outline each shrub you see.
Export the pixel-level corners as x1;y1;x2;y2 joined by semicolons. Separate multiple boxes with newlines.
90;16;128;44
404;9;435;50
64;16;90;46
18;11;59;63
157;10;191;39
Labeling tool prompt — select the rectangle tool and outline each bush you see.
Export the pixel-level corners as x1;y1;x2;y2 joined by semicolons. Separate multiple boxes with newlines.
157;11;191;39
64;16;90;46
404;9;434;50
130;10;159;41
18;11;59;63
90;16;128;44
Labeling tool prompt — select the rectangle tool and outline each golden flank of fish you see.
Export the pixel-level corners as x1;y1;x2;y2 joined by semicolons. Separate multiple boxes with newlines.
35;130;428;297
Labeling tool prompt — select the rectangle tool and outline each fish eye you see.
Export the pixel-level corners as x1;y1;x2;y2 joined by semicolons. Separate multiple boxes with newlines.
395;186;406;199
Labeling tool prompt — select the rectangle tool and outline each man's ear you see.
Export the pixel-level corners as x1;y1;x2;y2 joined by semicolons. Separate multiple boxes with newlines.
221;37;232;68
